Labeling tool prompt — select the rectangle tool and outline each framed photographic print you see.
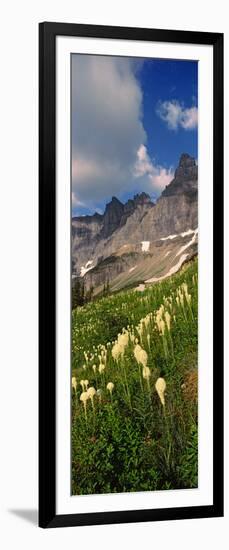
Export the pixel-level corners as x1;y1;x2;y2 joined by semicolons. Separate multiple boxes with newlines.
39;22;224;528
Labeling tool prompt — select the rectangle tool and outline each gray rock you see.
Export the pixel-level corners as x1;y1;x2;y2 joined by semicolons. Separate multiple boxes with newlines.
72;153;198;292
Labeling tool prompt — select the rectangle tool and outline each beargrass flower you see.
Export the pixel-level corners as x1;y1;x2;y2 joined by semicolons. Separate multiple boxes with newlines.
134;344;148;368
142;366;151;380
72;376;77;392
98;364;105;374
155;377;166;407
158;319;165;336
87;386;96;399
87;386;96;411
80;391;89;420
165;311;171;331
107;382;114;394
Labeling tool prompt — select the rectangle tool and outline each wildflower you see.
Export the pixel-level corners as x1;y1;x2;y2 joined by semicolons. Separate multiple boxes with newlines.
186;294;192;305
107;382;114;394
84;379;89;389
92;364;97;373
72;376;77;392
80;391;89;419
82;364;86;371
118;332;129;349
182;282;188;297
87;386;96;399
98;364;105;374
158;319;165;336
165;311;171;331
134;344;148;368
80;379;85;390
112;342;124;361
87;386;96;411
155;377;166;407
142;366;151;380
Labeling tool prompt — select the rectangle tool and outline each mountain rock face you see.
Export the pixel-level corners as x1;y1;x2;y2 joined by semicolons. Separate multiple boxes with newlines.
72;154;198;293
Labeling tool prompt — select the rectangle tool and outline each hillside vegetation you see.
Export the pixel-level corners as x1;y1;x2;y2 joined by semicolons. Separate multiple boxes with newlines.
72;258;198;495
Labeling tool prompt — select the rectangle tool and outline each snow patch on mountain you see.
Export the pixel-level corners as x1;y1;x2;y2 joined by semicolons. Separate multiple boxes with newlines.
141;241;150;252
80;261;94;277
175;232;197;257
145;253;189;283
161;234;177;241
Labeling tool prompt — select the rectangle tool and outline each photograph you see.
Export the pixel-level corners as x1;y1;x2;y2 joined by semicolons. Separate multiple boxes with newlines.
71;53;199;496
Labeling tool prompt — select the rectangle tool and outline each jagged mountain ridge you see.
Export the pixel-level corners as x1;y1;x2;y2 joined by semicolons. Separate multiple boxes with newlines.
72;153;198;293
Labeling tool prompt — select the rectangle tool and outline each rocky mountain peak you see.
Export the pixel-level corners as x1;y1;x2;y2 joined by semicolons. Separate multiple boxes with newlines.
174;153;197;181
161;153;197;198
133;192;153;206
102;197;124;238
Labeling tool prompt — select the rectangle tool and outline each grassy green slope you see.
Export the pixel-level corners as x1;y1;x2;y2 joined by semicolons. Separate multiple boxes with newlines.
72;258;198;495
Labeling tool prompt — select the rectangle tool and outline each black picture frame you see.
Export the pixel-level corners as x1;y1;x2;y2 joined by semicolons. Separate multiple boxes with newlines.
39;22;224;528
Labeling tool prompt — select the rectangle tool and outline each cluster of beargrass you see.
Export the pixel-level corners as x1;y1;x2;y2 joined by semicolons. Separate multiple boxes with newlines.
72;258;198;495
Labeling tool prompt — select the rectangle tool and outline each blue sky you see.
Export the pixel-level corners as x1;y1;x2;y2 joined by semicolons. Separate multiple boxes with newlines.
72;55;198;216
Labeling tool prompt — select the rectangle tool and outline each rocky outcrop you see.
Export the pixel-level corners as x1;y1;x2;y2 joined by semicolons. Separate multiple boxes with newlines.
72;153;198;292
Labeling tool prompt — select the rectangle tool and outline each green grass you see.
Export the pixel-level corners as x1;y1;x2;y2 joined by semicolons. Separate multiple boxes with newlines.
71;258;198;495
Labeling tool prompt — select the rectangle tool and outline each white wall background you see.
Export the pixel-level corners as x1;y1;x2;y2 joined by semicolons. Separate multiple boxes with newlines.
0;0;228;547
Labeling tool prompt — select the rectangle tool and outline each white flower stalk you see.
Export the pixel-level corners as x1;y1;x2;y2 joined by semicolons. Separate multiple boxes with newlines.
84;379;89;389
87;386;96;399
134;344;148;368
87;386;96;411
142;365;151;392
182;282;188;298
92;364;97;373
142;366;151;380
98;364;105;374
158;319;165;336
107;382;114;400
165;311;171;331
107;382;114;392
72;376;77;392
80;379;85;390
112;343;123;362
111;332;128;362
80;391;89;420
155;377;166;407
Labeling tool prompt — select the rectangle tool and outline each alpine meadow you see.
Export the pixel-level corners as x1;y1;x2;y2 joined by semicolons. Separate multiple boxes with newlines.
71;54;198;495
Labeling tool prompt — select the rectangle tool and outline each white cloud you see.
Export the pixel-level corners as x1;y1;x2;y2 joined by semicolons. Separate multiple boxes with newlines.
133;145;174;192
71;55;177;212
72;55;146;207
157;100;198;130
